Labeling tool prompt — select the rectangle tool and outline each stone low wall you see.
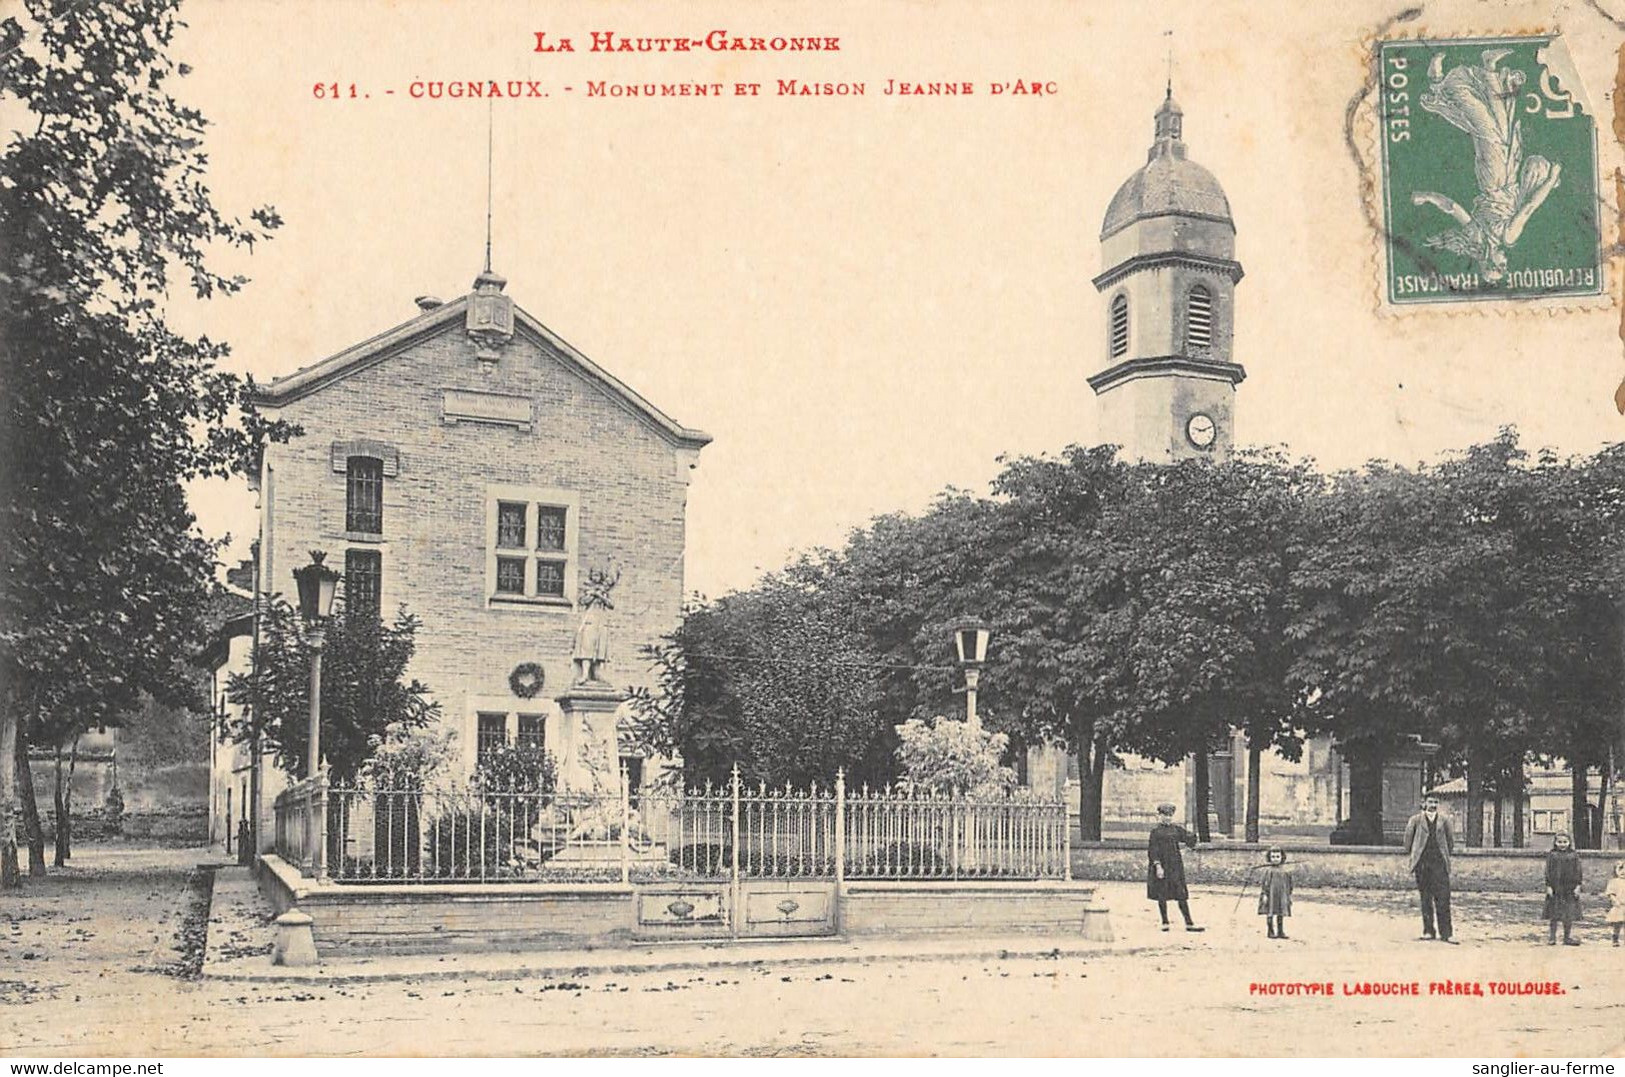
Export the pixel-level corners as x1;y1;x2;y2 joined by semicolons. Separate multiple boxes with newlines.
839;881;1114;941
258;855;635;955
1073;839;1624;893
258;856;1118;957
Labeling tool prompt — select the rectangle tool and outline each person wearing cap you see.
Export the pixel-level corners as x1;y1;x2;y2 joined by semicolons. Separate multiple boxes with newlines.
1402;794;1458;943
1147;802;1204;932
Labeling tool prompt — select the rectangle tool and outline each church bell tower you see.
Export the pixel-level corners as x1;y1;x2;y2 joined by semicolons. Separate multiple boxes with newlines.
1090;90;1245;461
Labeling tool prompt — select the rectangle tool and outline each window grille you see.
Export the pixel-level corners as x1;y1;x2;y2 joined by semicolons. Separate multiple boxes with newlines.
535;560;565;597
1109;295;1129;358
1187;285;1214;351
496;502;527;548
346;457;384;534
536;506;567;551
476;713;507;763
517;714;544;749
344;549;382;617
495;557;526;594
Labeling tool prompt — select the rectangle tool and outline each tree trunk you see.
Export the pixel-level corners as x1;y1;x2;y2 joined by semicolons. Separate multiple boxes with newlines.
1076;730;1108;842
0;701;19;888
52;745;67;867
1192;746;1212;844
15;734;46;876
1491;796;1503;848
1512;786;1526;848
1571;764;1590;848
1245;737;1262;844
1346;745;1385;845
1464;752;1484;848
1591;753;1612;851
62;737;77;862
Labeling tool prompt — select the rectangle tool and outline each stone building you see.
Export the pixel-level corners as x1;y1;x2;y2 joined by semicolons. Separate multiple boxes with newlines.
240;265;709;807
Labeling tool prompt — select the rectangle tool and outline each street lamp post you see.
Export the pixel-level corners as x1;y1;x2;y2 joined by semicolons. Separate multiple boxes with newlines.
292;551;338;879
952;620;991;732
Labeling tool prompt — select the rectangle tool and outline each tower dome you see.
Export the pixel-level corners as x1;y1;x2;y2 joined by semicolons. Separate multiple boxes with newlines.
1100;92;1233;241
1088;87;1245;465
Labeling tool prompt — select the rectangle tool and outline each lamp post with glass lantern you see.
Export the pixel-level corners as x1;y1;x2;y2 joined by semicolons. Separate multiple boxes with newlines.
952;620;991;732
292;551;338;880
293;551;340;778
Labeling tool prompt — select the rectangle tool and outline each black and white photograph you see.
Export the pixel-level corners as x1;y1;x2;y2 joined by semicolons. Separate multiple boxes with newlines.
2;0;1624;1061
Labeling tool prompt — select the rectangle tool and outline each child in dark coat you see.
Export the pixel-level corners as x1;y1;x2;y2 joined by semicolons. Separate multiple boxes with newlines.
1543;832;1583;946
1258;846;1294;939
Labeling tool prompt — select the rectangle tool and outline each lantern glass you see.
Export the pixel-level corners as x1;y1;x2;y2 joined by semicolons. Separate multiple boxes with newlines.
952;622;991;666
293;551;341;622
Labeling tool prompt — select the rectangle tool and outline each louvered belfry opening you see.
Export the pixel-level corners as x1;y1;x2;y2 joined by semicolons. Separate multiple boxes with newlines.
1187;284;1213;351
1109;294;1129;358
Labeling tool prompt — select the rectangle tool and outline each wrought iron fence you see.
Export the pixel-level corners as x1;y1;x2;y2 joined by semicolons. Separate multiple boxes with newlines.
272;766;1069;885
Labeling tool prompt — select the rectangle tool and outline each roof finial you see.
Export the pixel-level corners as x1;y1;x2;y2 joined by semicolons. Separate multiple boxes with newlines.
483;99;494;274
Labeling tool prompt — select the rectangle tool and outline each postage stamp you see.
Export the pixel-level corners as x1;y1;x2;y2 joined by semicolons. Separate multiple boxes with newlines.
1376;34;1603;307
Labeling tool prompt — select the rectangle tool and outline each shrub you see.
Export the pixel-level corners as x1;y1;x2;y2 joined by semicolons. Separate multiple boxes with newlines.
894;715;1015;797
425;806;531;879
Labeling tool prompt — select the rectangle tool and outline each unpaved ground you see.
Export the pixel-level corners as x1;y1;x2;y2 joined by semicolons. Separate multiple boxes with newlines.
3;845;1623;1057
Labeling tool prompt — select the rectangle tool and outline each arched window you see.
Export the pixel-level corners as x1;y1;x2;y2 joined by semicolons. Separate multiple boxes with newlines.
1186;285;1214;351
1109;294;1129;358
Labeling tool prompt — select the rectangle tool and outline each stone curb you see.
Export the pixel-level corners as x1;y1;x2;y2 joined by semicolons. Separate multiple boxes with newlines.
204;938;1143;986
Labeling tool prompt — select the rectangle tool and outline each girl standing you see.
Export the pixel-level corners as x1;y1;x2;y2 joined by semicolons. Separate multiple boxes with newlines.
1605;860;1625;947
1258;846;1294;940
1543;832;1583;946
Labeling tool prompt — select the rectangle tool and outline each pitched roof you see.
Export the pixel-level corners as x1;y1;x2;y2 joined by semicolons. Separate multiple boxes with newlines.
250;294;712;450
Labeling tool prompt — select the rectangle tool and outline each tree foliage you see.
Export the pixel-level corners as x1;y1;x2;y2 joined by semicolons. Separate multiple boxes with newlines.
225;599;440;782
0;0;296;884
636;431;1624;848
631;574;889;788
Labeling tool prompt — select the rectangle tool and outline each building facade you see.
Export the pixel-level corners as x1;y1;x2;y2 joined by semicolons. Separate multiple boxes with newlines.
247;268;710;785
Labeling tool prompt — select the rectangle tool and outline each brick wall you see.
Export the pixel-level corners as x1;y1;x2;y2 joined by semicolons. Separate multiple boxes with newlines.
258;315;698;767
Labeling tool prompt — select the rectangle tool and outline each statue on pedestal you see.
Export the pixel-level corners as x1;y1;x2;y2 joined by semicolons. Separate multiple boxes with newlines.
571;566;620;686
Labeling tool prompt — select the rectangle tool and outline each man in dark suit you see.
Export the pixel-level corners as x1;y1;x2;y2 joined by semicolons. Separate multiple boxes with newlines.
1402;794;1458;943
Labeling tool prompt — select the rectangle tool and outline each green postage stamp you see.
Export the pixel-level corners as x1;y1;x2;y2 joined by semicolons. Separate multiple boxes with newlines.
1377;35;1602;306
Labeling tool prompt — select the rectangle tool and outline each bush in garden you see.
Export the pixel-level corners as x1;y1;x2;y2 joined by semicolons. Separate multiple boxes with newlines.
473;742;558;796
355;724;457;877
894;715;1016;797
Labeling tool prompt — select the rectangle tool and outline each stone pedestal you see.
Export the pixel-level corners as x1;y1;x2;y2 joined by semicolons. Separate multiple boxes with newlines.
555;685;627;799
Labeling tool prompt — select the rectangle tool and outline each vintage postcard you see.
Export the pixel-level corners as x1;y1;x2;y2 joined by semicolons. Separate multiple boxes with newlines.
2;0;1624;1064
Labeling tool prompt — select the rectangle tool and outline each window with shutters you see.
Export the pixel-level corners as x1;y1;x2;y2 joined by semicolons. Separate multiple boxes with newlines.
1187;285;1214;351
345;457;384;534
485;485;579;607
1109;294;1129;359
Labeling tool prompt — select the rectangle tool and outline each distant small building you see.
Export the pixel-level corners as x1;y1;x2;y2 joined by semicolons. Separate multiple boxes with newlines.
1430;767;1625;849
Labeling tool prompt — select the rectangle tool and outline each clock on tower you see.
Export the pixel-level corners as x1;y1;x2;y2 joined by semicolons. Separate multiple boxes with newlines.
1088;88;1246;462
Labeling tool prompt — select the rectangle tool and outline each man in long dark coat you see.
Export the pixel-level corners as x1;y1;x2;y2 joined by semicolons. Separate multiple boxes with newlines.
1402;794;1458;943
1147;803;1204;932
